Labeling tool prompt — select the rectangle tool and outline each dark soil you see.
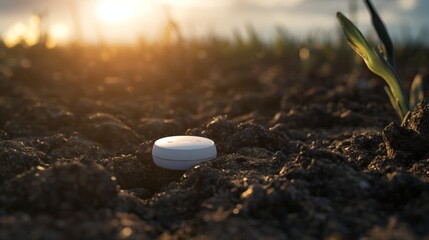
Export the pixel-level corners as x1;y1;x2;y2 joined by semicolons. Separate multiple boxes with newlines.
0;45;428;240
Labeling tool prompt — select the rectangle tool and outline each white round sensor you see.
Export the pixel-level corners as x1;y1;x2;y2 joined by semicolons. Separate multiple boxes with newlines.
152;136;217;170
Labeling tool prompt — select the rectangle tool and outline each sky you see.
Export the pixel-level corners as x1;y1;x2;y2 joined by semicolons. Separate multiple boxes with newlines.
0;0;427;44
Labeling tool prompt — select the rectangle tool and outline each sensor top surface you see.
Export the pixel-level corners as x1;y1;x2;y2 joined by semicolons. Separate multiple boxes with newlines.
155;136;214;150
152;135;216;170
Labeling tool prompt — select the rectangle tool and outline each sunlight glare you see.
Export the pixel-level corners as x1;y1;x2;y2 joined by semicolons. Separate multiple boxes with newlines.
160;0;198;7
46;23;70;48
2;15;41;48
97;0;135;23
50;23;70;42
248;0;304;7
2;23;28;48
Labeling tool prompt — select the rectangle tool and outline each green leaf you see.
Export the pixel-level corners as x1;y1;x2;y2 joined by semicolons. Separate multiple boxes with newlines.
336;12;410;119
401;111;411;127
384;86;404;119
410;74;424;108
364;0;395;67
336;12;380;71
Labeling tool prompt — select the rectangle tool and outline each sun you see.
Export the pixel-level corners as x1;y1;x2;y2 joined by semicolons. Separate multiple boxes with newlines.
96;0;135;23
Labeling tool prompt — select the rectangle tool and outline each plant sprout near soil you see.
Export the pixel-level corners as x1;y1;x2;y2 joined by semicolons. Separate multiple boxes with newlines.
336;0;424;122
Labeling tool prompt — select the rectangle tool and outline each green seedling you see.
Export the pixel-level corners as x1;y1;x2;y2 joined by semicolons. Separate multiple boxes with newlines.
336;0;424;122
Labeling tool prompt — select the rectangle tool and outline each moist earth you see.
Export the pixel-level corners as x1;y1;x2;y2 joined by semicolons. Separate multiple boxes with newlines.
0;46;428;240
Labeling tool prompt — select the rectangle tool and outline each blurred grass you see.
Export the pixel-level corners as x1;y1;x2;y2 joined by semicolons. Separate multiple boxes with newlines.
0;23;428;102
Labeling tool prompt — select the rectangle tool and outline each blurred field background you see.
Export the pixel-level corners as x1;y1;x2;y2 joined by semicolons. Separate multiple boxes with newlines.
0;0;428;101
